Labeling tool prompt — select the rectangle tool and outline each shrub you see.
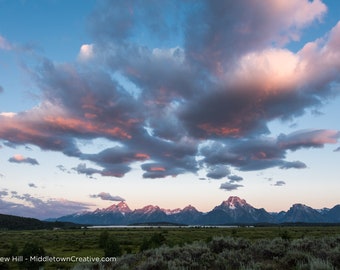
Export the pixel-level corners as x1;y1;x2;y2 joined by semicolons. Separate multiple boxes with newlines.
104;236;122;257
99;230;109;248
209;236;239;253
19;242;45;270
139;232;166;251
309;257;335;270
279;230;291;241
250;238;287;260
279;250;310;269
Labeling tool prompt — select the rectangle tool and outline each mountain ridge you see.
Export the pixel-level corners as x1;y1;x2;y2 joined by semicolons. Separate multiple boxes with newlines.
51;196;340;225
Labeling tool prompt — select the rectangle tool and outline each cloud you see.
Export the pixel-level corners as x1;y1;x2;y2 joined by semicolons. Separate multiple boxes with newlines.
0;0;338;182
0;112;16;118
73;162;131;178
334;146;340;152
184;0;326;73
73;163;101;177
228;175;244;182
78;44;94;61
28;183;38;188
220;182;243;191
0;85;3;93
278;130;340;151
0;191;92;219
3;141;18;149
199;129;335;172
0;35;12;50
0;190;8;197
90;192;125;202
279;161;307;169
273;181;286;186
56;164;67;172
206;165;230;179
8;154;39;165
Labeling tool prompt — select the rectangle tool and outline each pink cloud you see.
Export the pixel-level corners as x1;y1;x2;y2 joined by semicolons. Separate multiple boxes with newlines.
0;35;12;50
278;130;340;151
8;154;39;165
0;1;339;180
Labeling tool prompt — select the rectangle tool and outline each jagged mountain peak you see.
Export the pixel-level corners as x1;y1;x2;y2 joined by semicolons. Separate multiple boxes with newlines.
54;198;340;226
219;196;249;210
289;203;316;212
162;207;182;215
182;205;199;212
291;203;309;208
103;201;132;213
284;203;324;223
138;205;161;214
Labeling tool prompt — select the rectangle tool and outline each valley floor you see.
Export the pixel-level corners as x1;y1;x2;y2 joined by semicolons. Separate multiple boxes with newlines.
0;226;339;269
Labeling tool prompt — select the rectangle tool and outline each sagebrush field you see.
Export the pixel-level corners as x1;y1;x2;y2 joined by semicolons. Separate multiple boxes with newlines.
0;226;339;269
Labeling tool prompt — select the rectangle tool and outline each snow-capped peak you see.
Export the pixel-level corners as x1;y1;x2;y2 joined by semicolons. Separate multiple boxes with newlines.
222;196;248;209
162;207;182;215
103;201;132;213
139;205;161;214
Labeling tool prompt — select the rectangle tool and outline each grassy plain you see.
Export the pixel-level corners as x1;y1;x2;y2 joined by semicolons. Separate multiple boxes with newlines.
0;226;339;269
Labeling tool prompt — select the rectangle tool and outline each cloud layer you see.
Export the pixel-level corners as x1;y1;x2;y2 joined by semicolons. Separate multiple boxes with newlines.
0;189;91;219
0;0;339;182
90;192;125;202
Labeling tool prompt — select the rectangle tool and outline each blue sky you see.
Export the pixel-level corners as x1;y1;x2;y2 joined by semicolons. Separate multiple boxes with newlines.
0;0;339;219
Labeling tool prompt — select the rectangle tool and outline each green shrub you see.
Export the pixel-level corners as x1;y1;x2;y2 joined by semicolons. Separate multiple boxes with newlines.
19;242;45;270
279;250;310;269
104;236;122;257
99;230;109;248
139;232;166;251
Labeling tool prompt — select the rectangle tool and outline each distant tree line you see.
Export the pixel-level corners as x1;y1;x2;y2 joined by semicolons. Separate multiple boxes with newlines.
0;213;81;230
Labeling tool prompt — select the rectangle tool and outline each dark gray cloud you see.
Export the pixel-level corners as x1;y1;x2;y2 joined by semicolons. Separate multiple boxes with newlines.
228;175;243;182
334;146;340;152
3;141;17;149
206;165;230;179
8;155;39;165
0;190;8;197
199;129;336;172
279;161;307;170
90;192;125;202
56;164;67;172
28;183;38;188
220;182;243;191
0;0;338;183
73;163;101;177
73;162;130;178
278;130;340;151
273;181;286;186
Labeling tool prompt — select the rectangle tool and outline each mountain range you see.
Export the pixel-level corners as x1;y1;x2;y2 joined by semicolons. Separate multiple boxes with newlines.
51;196;340;225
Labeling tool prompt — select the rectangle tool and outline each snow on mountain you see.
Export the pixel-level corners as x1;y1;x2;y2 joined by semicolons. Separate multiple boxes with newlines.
53;197;340;225
162;208;182;215
137;205;161;214
102;201;132;213
216;196;251;211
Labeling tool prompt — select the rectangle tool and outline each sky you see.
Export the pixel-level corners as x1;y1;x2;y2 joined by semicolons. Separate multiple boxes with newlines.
0;0;340;219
